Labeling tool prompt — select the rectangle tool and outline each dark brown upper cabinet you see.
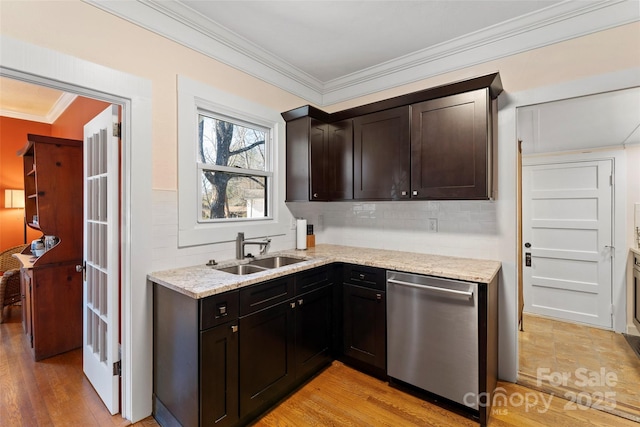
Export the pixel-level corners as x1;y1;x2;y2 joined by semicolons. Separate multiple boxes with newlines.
310;120;353;201
353;106;410;200
411;88;492;200
283;107;353;202
282;73;502;202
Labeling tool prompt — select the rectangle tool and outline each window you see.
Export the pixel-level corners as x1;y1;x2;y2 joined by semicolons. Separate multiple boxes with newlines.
178;75;288;247
198;112;271;221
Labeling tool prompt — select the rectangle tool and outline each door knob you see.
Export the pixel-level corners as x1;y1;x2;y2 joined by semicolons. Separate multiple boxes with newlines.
524;242;531;248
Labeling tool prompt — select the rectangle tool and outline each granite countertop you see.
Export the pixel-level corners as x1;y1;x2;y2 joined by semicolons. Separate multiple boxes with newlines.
149;244;501;299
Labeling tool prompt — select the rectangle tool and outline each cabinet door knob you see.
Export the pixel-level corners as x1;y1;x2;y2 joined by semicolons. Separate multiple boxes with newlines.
313;193;319;198
401;191;408;196
298;299;304;306
231;325;238;333
376;293;382;301
359;273;365;280
412;190;418;196
290;302;296;309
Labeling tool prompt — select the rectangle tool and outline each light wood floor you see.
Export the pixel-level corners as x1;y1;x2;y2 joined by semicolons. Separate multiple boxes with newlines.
2;306;637;426
518;313;640;422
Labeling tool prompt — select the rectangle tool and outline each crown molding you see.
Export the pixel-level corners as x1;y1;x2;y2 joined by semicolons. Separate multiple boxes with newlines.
321;0;640;105
0;92;77;124
84;0;639;107
47;92;78;123
85;0;324;105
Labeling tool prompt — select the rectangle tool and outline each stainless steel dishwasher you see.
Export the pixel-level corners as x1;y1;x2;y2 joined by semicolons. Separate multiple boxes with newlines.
387;270;479;410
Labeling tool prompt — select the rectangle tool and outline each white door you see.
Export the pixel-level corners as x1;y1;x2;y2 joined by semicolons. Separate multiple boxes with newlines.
82;105;120;414
522;159;613;328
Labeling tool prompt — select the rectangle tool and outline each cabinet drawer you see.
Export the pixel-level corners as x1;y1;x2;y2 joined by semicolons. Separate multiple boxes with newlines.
343;264;385;290
295;266;331;295
200;290;239;330
240;277;294;316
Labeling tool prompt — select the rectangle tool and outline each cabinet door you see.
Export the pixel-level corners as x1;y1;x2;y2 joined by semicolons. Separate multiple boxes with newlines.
411;88;490;199
238;301;295;418
285;117;312;202
310;120;353;201
201;322;239;427
342;284;386;373
326;120;353;200
353;106;410;200
309;120;329;200
31;263;83;360
295;286;332;380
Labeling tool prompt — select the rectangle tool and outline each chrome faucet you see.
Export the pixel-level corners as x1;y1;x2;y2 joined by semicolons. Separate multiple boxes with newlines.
236;232;271;260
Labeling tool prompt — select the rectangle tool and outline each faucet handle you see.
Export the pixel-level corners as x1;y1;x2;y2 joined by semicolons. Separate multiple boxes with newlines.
261;237;271;255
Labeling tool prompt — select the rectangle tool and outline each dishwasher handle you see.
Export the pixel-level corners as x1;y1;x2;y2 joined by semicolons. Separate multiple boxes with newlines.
387;278;473;297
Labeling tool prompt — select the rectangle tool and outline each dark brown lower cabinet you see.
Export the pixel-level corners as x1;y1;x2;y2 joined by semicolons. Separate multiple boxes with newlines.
153;267;333;427
239;299;296;419
342;283;386;378
201;323;239;427
238;283;333;420
294;285;332;380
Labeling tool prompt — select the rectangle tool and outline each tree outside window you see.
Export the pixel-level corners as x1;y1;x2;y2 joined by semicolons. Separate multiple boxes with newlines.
198;113;270;220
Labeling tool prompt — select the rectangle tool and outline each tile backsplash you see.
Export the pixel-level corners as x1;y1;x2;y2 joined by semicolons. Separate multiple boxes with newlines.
151;189;502;271
287;200;500;259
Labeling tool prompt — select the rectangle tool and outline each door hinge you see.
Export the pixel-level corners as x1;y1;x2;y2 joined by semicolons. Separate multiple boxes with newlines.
113;360;121;376
113;122;122;138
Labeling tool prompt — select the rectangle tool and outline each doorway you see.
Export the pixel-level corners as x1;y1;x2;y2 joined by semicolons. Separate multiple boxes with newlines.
1;35;154;422
522;158;613;328
516;88;639;419
0;80;123;412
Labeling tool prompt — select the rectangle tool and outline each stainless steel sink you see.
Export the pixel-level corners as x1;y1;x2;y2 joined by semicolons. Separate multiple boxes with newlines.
215;264;268;275
248;256;305;269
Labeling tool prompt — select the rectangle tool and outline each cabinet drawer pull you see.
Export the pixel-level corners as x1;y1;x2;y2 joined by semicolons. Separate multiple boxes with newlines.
359;273;365;280
231;325;238;333
376;293;382;301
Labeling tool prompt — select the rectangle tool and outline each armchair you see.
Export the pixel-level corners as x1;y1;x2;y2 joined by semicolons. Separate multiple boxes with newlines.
0;244;29;323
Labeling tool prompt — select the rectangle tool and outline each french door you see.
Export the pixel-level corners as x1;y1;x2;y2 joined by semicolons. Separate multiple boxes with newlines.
82;105;121;414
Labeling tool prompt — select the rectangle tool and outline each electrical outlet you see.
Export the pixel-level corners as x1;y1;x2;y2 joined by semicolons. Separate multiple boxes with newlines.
427;218;438;233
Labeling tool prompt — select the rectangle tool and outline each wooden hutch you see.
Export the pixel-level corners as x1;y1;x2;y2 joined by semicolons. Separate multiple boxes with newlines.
16;134;83;361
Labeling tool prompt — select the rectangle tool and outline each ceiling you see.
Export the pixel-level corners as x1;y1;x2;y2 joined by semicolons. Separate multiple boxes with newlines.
1;0;637;119
90;0;637;105
0;77;77;124
178;0;563;83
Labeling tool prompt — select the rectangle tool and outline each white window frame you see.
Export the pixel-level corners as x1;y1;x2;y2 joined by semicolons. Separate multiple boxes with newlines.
178;75;288;247
196;110;273;223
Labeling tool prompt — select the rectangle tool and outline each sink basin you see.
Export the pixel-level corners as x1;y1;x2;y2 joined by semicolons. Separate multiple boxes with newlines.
216;264;268;275
248;256;305;269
